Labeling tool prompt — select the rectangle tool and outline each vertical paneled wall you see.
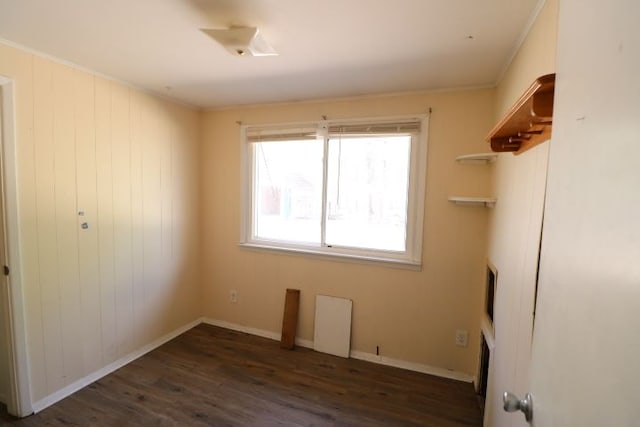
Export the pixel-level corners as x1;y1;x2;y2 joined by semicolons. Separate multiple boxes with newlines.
0;43;201;402
484;1;558;426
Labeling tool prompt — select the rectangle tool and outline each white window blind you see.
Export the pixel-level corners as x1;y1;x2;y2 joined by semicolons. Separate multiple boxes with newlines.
240;114;429;267
245;124;318;142
327;120;421;136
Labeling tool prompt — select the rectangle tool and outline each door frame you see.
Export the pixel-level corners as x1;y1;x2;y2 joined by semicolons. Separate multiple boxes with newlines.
0;76;33;417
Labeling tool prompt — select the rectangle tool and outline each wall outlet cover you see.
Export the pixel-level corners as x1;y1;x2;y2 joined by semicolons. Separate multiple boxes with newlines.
455;329;469;347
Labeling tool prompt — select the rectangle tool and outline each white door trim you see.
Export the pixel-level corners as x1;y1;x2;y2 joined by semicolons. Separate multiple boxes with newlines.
0;76;33;417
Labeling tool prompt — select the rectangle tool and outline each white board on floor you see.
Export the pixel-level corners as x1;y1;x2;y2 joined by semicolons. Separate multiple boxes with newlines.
313;295;352;358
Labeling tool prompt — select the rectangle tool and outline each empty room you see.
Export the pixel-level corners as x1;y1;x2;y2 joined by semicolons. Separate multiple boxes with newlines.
0;0;638;426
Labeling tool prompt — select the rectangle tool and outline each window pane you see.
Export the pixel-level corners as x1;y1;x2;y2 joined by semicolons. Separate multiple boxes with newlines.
325;135;411;251
253;139;323;244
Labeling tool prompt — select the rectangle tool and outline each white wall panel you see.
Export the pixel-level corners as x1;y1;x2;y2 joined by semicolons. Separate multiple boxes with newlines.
141;98;163;341
94;77;118;365
530;0;640;424
111;84;134;358
10;46;48;402
74;71;103;375
33;55;66;396
313;295;352;358
129;92;145;350
484;1;558;425
0;42;201;403
52;62;84;385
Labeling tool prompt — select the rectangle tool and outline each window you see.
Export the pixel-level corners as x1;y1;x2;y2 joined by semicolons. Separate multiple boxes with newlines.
240;115;429;266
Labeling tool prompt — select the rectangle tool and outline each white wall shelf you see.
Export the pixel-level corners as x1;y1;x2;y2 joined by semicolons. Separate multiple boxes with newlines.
455;153;498;164
448;196;497;208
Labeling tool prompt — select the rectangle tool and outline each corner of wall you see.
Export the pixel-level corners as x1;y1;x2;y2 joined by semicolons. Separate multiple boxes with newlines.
494;0;559;119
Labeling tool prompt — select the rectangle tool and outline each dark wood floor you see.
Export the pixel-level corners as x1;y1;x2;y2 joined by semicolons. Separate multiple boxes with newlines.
0;324;482;426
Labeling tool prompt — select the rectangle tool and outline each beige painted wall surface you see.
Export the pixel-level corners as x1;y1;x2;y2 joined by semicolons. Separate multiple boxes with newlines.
0;42;201;403
495;0;559;118
201;89;495;375
485;0;558;426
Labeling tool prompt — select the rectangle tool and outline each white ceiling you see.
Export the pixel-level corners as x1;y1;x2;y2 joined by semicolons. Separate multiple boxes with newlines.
0;0;542;108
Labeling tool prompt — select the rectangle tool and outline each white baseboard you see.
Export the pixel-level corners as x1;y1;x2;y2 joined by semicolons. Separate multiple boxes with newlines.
202;318;473;383
203;318;280;341
32;316;473;413
349;350;473;382
202;318;315;349
32;318;202;413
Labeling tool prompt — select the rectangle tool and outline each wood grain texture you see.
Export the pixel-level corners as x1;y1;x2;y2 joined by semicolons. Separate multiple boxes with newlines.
280;288;300;349
486;74;555;154
0;324;482;426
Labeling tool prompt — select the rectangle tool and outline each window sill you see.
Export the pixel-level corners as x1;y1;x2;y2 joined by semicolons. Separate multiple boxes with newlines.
238;242;422;271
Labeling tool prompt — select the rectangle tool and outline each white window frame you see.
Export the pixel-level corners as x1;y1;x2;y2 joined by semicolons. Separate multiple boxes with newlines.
239;114;429;267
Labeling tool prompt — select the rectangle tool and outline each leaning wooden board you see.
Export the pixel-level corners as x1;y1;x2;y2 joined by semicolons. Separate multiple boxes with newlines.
280;289;300;349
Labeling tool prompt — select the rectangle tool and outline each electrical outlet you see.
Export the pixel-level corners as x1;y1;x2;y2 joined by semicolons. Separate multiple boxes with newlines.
455;329;469;347
230;290;238;303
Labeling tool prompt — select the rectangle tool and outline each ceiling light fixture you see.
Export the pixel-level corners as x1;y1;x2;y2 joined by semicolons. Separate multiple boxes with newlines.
202;26;278;57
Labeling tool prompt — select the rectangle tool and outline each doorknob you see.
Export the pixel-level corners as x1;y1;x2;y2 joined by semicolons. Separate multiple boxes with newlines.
503;391;533;422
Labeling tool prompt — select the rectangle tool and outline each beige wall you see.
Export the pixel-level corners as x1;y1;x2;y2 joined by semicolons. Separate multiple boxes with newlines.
0;42;201;403
0;0;558;409
495;0;559;118
201;89;495;376
485;0;559;426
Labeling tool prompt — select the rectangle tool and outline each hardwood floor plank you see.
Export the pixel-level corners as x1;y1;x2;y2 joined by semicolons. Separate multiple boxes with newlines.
0;324;482;426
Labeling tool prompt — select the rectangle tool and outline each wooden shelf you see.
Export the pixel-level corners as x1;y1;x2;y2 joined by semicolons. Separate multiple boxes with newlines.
448;196;497;208
486;73;555;155
455;153;498;164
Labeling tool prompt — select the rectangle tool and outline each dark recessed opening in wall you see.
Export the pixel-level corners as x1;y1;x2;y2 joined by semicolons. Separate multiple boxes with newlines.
477;333;490;412
485;263;497;324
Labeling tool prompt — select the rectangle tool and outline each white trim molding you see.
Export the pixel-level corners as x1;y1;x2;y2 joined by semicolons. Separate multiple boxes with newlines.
0;75;33;417
239;114;429;268
202;318;474;383
32;318;202;413
32;316;474;414
495;0;548;84
202;318;314;349
349;351;474;383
